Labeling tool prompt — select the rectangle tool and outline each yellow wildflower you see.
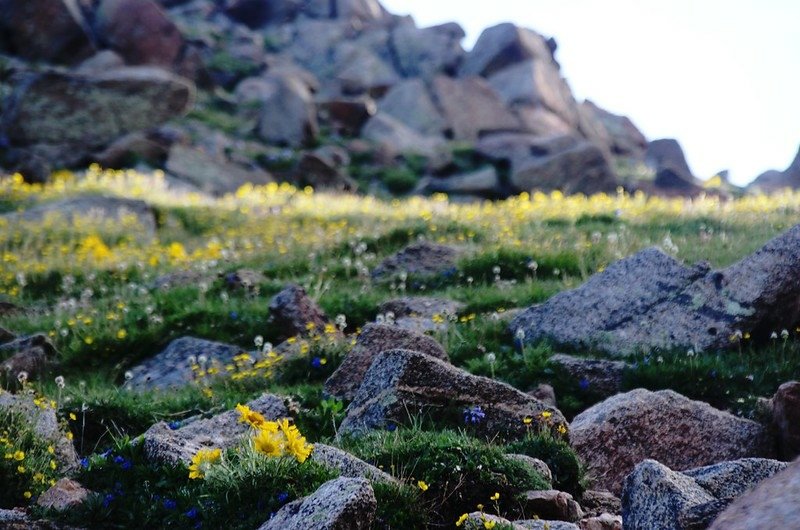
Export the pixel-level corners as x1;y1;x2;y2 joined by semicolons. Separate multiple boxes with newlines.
490;492;500;501
236;404;267;429
417;480;429;491
456;513;469;527
253;429;284;458
188;448;221;479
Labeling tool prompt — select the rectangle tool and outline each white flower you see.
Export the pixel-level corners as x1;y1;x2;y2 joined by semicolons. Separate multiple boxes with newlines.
486;352;496;364
686;349;695;358
188;355;197;366
198;355;208;366
492;265;501;275
17;371;28;383
782;329;790;339
515;328;525;341
124;371;134;381
254;335;264;348
55;376;65;389
262;342;273;354
771;331;778;340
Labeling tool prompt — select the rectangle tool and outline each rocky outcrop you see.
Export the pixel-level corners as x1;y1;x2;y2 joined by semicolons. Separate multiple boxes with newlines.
644;138;703;195
324;323;448;400
310;443;396;484
165;144;273;195
512;224;800;356
254;73;319;147
459;23;555;78
268;284;333;340
571;389;775;494
749;145;800;192
431;76;521;141
258;477;376;530
338;349;565;439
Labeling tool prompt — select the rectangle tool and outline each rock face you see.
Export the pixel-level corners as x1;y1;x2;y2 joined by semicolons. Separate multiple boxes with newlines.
125;336;248;391
2;67;194;150
580;100;647;158
622;458;788;530
377;78;446;136
431;76;520;140
512;224;800;356
749;145;800;192
571;389;775;494
143;393;287;464
645;138;702;195
258;477;376;530
460;23;555;78
708;457;800;530
771;381;800;459
371;241;460;280
324;323;448;400
0;0;94;64
268;284;332;340
338;349;565;439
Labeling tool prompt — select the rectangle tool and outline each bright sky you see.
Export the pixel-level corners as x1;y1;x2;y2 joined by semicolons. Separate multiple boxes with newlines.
381;0;800;185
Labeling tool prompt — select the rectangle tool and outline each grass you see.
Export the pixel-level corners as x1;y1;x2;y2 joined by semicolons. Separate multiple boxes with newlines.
3;168;800;526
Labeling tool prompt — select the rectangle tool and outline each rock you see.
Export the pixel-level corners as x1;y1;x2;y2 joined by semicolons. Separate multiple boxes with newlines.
258;477;376;530
571;389;775;494
520;490;584;522
310;443;396;484
423;167;501;197
645;138;702;195
166;144;273;195
371;241;460;280
580;101;647;158
505;454;553;484
0;302;24;316
476;133;576;164
529;383;558;408
361;113;444;158
2;67;194;150
488;60;578;127
0;392;78;470
463;513;531;530
125;336;249;391
268;284;332;340
326;0;388;23
295;148;358;191
224;0;302;28
37;478;89;511
377;296;465;333
334;42;399;96
512;224;800;356
750;145;800;193
708;456;800;530
579;514;622;530
515;519;579;530
338;349;565;439
377;78;446;137
221;268;266;293
771;381;800;459
431;76;520;140
92;130;173;168
325;323;448;400
2;346;48;385
391;22;465;78
509;139;617;195
255;74;318;147
0;326;15;344
0;0;94;64
319;98;376;136
548;354;628;399
144;393;287;464
460;23;555;78
95;0;184;68
516;105;575;137
683;458;788;501
580;490;621;517
0;333;57;359
621;459;714;530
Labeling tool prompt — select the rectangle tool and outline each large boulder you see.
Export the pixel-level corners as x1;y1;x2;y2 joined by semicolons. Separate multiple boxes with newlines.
622;458;788;530
95;0;184;68
0;333;58;384
769;381;800;460
371;241;460;280
708;457;800;530
258;477;376;530
334;42;399;96
511;224;800;356
749;145;800;193
548;354;628;400
310;443;396;484
324;323;448;400
571;389;775;494
165;144;273;195
143;393;288;464
0;0;94;64
391;22;465;78
377;78;446;137
645;138;702;195
515;106;574;137
338;349;565;439
268;284;333;340
1;67;194;150
255;74;319;147
422;167;502;197
294;147;358;191
431;76;521;141
223;0;302;28
361;112;444;158
579;100;647;158
460;23;555;78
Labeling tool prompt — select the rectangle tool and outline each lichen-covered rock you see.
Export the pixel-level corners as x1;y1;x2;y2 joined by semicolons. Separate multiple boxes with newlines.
377;78;446;136
165;144;273;195
571;389;774;494
338;349;565;440
324;323;448;400
37;478;89;511
578;513;622;530
515;519;580;530
258;477;376;530
371;241;461;280
310;443;396;484
377;296;465;333
512;224;800;356
268;284;333;340
125;336;248;391
143;393;287;464
505;454;553;485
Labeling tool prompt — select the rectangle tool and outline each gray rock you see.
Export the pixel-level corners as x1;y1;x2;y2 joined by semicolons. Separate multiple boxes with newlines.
749;146;800;192
571;389;774;494
377;78;446;136
621;460;714;530
361;112;444;158
295;149;358;192
423;167;501;197
529;383;558;408
338;349;565;440
512;224;800;356
324;323;448;400
143;393;287;464
0;326;15;345
318;97;376;136
460;23;555;78
166;144;273;195
310;443;396;484
268;284;333;340
645;138;702;195
580;490;621;517
256;73;318;147
258;477;376;530
505;454;553;484
515;519;580;530
579;100;647;159
37;478;89;511
391;22;465;78
579;513;622;530
334;42;399;96
431;75;520;141
125;336;247;391
683;458;788;500
548;354;628;399
377;296;465;333
708;457;800;530
463;513;531;530
371;241;460;280
2;66;194;150
0;392;79;471
516;105;575;137
520;490;584;522
770;380;800;459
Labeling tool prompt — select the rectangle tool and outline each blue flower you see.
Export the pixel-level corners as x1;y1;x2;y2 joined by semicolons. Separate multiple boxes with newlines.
80;457;90;469
103;493;115;508
386;423;397;432
185;507;199;519
579;378;590;391
463;405;486;425
168;421;181;430
163;498;177;510
229;311;238;320
311;357;322;369
100;449;113;459
276;492;289;504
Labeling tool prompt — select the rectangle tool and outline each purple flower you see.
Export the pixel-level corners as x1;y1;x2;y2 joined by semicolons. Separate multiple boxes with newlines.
185;507;199;519
229;311;238;320
163;498;177;510
103;493;115;508
80;457;90;469
386;423;397;432
276;492;289;504
168;421;181;430
463;405;486;425
311;357;322;369
579;378;590;391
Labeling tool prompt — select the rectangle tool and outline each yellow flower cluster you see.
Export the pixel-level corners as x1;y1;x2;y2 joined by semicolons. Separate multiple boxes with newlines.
188;447;221;480
236;404;313;463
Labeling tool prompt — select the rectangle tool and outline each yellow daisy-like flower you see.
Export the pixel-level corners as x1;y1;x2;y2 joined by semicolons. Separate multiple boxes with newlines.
483;520;496;529
253;429;284;458
541;411;552;420
188;448;221;480
236;404;267;430
522;416;533;425
417;480;429;491
490;492;500;501
23;491;32;500
13;450;24;461
456;513;469;527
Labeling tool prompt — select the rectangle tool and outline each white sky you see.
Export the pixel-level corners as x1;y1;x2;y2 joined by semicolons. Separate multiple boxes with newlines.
381;0;800;185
